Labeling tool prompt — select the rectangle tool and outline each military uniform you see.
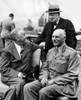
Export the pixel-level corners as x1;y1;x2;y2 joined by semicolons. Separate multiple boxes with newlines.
24;43;80;100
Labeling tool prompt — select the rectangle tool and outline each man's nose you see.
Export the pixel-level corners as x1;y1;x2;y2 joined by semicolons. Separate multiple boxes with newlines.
50;17;54;20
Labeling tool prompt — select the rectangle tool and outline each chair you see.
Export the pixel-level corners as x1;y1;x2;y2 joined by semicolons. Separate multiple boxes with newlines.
0;48;41;100
32;48;41;79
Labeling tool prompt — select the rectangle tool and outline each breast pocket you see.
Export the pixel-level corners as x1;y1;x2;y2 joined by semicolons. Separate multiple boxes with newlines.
56;56;69;73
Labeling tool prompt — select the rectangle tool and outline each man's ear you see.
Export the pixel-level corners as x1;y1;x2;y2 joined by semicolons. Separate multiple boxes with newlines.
62;36;66;42
64;36;66;41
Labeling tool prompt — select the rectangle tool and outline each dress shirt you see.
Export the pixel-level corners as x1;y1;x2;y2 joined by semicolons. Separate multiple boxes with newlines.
53;43;66;56
54;47;59;55
14;42;22;57
53;17;60;29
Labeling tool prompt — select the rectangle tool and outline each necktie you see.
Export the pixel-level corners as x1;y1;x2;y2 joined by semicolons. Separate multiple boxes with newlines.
53;22;57;30
20;47;24;57
55;47;59;55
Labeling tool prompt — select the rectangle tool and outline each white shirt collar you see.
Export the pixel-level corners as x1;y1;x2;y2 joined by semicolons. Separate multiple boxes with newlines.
54;18;60;29
56;17;60;25
54;43;66;53
14;42;22;57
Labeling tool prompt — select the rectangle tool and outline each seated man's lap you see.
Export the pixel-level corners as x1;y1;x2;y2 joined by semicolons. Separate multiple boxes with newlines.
3;77;26;91
24;80;42;91
24;80;63;97
39;84;63;96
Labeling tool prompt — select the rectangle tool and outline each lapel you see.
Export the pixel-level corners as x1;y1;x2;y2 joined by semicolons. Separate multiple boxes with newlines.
9;42;21;60
54;18;62;30
21;47;26;59
21;43;28;59
47;22;54;36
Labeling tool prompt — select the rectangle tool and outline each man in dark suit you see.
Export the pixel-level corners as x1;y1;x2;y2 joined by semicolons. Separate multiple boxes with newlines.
34;4;77;61
0;28;41;100
24;29;80;100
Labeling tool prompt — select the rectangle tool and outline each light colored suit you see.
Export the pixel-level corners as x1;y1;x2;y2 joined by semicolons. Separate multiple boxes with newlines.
1;18;15;46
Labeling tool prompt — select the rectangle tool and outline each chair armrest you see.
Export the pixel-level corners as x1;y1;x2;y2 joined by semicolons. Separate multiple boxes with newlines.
32;49;41;67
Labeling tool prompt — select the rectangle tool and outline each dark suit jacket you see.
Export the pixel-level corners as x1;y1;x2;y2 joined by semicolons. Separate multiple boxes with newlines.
0;42;40;83
34;17;77;54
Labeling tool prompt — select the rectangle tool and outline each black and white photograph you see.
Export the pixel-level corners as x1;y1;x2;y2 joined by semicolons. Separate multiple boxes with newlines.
0;0;81;100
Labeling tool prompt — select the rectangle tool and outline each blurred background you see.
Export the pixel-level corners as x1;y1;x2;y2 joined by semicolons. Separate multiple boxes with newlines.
0;0;81;55
0;0;81;31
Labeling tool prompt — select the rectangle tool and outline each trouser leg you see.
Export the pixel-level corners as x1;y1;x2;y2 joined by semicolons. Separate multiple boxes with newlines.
77;83;81;100
4;77;25;100
24;80;64;100
24;80;42;100
78;94;81;100
14;81;25;100
77;89;81;100
39;84;63;100
4;87;17;100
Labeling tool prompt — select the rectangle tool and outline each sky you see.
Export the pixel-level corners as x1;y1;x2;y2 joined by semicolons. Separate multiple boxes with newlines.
0;0;81;31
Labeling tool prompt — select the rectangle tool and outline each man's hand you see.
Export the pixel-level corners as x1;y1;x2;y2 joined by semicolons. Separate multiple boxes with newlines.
39;42;45;49
18;72;25;79
47;79;54;86
41;78;48;86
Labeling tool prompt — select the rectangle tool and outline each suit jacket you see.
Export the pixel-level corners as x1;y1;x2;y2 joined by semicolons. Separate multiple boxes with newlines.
34;17;77;54
0;42;40;83
39;44;80;97
1;18;15;39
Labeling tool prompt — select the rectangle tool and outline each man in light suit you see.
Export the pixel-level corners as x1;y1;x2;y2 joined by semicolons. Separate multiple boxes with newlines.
24;29;80;100
1;13;15;47
0;28;41;100
34;4;77;61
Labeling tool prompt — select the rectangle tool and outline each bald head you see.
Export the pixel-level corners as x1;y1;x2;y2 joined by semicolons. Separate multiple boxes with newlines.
52;29;66;38
11;28;25;40
52;29;66;47
10;28;27;47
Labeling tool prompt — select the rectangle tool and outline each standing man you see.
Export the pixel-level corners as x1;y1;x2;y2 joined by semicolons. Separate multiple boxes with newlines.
0;28;41;100
34;4;77;61
1;13;15;47
24;29;80;100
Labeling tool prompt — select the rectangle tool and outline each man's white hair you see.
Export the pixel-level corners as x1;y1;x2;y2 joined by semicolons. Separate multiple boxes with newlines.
10;28;24;40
